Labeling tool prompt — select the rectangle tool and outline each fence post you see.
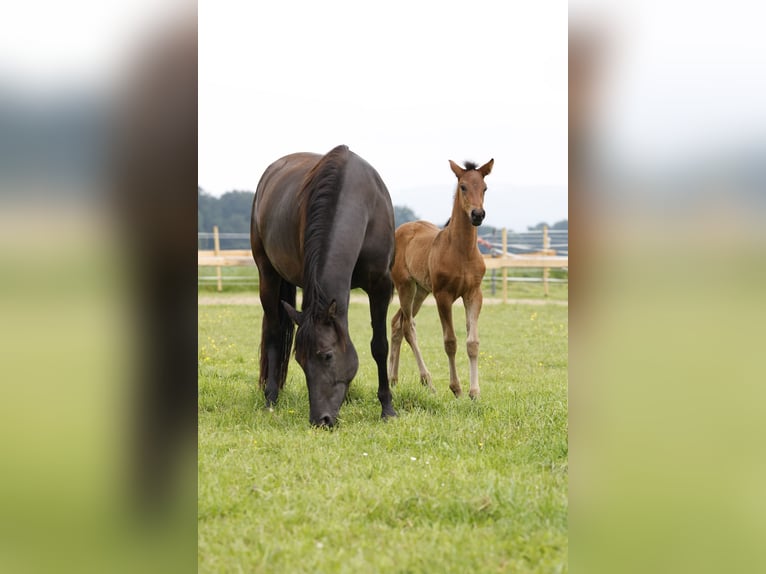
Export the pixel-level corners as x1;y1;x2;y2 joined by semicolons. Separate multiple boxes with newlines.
501;227;508;304
543;224;550;297
213;225;223;292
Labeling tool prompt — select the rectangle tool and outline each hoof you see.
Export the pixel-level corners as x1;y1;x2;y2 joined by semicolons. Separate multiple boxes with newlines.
450;387;463;399
381;408;398;420
469;390;480;400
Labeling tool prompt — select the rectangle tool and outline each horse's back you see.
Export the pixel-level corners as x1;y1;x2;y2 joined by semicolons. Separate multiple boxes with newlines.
251;152;321;285
253;152;319;223
253;146;394;289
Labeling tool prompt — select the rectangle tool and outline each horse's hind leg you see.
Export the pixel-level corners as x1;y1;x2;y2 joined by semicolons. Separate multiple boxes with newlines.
368;274;397;419
255;259;295;408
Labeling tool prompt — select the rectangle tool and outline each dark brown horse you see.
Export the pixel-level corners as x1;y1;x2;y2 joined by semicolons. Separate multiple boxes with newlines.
388;158;493;399
251;145;397;427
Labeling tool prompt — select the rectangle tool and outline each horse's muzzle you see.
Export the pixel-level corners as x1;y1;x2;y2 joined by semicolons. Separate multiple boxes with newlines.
471;209;485;226
311;413;336;428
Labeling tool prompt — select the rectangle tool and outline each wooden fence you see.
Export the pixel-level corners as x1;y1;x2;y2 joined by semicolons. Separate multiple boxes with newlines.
199;226;568;302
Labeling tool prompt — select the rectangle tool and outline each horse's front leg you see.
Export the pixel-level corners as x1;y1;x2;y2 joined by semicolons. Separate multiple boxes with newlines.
463;288;483;400
368;275;397;420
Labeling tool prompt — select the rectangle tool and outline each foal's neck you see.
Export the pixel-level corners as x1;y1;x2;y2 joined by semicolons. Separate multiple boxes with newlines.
447;192;478;247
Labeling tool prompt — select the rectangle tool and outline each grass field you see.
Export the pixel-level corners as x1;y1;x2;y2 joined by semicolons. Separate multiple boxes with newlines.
199;294;568;572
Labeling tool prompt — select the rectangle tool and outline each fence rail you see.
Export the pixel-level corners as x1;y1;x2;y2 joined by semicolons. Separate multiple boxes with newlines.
199;225;568;301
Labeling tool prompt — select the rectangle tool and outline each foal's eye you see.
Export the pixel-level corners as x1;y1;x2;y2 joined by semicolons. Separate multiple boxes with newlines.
460;185;467;193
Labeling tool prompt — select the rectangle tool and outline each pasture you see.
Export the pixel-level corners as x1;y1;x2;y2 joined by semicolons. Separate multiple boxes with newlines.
198;294;568;572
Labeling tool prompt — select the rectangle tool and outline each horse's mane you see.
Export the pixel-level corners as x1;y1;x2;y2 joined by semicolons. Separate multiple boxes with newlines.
463;161;479;171
299;144;349;316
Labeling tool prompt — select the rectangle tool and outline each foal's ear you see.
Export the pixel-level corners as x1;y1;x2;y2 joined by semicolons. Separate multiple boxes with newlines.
448;160;464;178
479;158;494;177
282;301;303;325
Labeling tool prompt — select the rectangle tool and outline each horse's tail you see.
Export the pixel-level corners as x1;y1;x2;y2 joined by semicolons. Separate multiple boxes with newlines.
276;281;297;389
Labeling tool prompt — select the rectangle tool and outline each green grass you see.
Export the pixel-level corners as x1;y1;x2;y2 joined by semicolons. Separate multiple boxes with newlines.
199;297;568;572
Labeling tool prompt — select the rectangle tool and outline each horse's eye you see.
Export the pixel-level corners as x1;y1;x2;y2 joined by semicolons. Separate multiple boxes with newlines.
460;185;467;193
317;350;333;363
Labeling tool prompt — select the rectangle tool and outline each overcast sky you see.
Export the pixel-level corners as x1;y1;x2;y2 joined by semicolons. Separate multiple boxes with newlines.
2;2;764;230
199;1;568;231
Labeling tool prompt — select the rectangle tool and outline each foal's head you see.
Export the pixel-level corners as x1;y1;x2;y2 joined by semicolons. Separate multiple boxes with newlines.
449;158;494;226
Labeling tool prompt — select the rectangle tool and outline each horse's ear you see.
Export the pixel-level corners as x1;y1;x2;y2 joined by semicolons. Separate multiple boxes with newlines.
282;300;303;326
479;158;494;177
326;300;337;321
449;160;464;178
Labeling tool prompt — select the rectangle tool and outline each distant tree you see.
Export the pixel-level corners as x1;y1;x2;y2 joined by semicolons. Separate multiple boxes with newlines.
217;190;254;234
198;187;221;232
394;205;419;228
197;188;255;248
479;224;499;235
552;219;568;230
527;221;549;231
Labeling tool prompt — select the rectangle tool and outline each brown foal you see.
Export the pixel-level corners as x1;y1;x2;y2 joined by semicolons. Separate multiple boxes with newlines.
388;158;493;399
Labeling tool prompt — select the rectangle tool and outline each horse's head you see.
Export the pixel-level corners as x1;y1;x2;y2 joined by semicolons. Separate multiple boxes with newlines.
283;299;358;427
449;158;494;226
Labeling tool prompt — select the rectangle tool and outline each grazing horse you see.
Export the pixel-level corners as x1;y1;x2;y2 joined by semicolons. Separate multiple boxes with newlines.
250;145;397;427
388;158;494;399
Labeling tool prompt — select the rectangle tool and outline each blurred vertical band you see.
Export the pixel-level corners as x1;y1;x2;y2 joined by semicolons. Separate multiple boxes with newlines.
0;4;197;573
112;11;198;518
570;3;766;573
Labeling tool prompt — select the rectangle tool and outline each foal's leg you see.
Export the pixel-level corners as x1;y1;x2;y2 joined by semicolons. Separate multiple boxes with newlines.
390;279;433;390
388;279;420;385
388;308;404;386
404;286;434;391
463;289;483;400
367;275;397;419
434;291;461;398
